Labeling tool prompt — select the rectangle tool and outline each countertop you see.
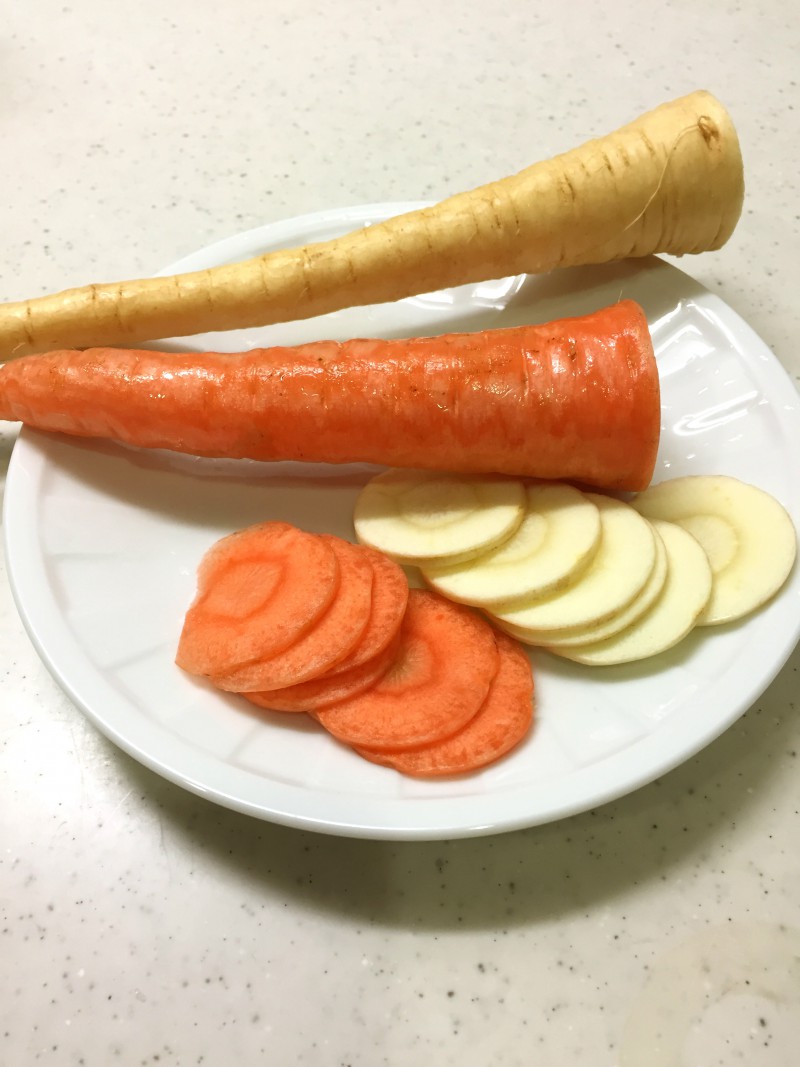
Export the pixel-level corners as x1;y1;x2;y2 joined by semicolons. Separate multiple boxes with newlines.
2;2;799;1064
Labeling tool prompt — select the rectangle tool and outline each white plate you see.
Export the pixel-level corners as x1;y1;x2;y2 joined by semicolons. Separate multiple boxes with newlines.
4;203;800;840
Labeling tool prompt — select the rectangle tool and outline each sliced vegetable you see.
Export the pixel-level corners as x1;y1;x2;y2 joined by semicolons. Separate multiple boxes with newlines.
354;469;526;565
245;631;402;713
421;483;601;605
0;92;742;359
245;546;409;711
527;525;668;647
314;590;499;750
632;475;797;625
489;493;657;633
356;629;533;777
0;301;661;492
328;546;409;670
212;535;373;692
548;520;712;665
176;522;339;678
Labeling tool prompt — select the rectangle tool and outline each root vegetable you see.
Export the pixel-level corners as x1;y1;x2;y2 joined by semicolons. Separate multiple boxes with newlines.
489;493;657;633
212;535;374;692
245;631;402;713
355;629;534;777
420;483;602;606
547;519;712;665
353;470;526;565
175;521;340;678
537;526;668;647
313;590;499;751
0;91;743;360
0;300;661;492
632;475;796;624
245;548;409;712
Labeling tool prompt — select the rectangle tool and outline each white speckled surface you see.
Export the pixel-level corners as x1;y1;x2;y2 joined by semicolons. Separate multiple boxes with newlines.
2;3;799;1065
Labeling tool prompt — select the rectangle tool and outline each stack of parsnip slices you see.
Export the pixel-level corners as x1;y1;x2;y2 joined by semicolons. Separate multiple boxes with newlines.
354;471;797;666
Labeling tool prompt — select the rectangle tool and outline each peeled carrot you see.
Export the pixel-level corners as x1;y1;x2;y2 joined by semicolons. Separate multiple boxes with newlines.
0;91;742;359
0;300;660;491
245;630;402;713
176;522;339;678
211;535;374;692
245;548;408;711
313;590;499;750
355;629;534;777
326;547;409;671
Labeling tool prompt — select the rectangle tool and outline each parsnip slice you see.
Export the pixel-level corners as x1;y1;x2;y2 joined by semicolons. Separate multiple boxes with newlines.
528;524;669;647
547;520;712;665
489;493;656;632
420;483;601;606
632;475;797;625
353;469;526;565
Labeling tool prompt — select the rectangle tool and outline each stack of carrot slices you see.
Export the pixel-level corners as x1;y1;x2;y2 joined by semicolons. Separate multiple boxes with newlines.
176;521;535;777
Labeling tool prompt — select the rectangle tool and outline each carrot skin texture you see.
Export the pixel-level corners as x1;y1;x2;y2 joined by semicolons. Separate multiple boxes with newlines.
0;301;660;491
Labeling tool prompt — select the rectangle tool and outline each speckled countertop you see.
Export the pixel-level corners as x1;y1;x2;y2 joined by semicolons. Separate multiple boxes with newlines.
2;3;800;1065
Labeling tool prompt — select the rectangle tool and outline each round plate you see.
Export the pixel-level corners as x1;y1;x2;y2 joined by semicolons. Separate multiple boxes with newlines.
4;203;800;839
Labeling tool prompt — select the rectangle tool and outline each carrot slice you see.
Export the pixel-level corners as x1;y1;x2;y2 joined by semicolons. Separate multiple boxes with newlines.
244;630;402;713
355;630;533;776
212;535;374;692
239;543;408;710
313;589;499;750
176;521;339;678
329;546;408;670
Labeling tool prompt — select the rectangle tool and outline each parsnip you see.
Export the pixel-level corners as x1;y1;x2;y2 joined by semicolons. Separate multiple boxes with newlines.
489;494;657;633
0;90;743;360
548;520;712;666
632;475;796;624
528;524;669;647
421;483;601;606
353;470;526;565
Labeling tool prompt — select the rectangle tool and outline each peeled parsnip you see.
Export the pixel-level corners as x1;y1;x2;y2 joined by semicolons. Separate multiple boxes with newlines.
0;90;744;360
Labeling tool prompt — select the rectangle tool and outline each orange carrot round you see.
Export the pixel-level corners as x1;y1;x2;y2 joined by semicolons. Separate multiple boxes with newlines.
244;630;402;713
328;546;409;671
0;301;661;491
355;630;533;777
211;535;374;692
176;521;339;678
313;589;499;750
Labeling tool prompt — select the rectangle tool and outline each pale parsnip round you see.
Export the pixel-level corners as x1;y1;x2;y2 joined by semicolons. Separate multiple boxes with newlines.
524;523;669;647
353;469;526;565
547;520;712;665
489;493;657;632
632;475;797;625
420;483;602;606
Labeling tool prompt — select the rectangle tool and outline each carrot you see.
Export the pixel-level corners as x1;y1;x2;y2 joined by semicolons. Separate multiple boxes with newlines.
0;300;660;491
0;91;742;360
211;535;374;692
175;521;339;678
355;629;534;777
244;630;402;713
243;547;408;711
313;589;499;750
326;546;409;671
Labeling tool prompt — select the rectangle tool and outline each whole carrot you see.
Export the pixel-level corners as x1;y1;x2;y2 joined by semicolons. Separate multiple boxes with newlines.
0;91;742;360
0;300;660;491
